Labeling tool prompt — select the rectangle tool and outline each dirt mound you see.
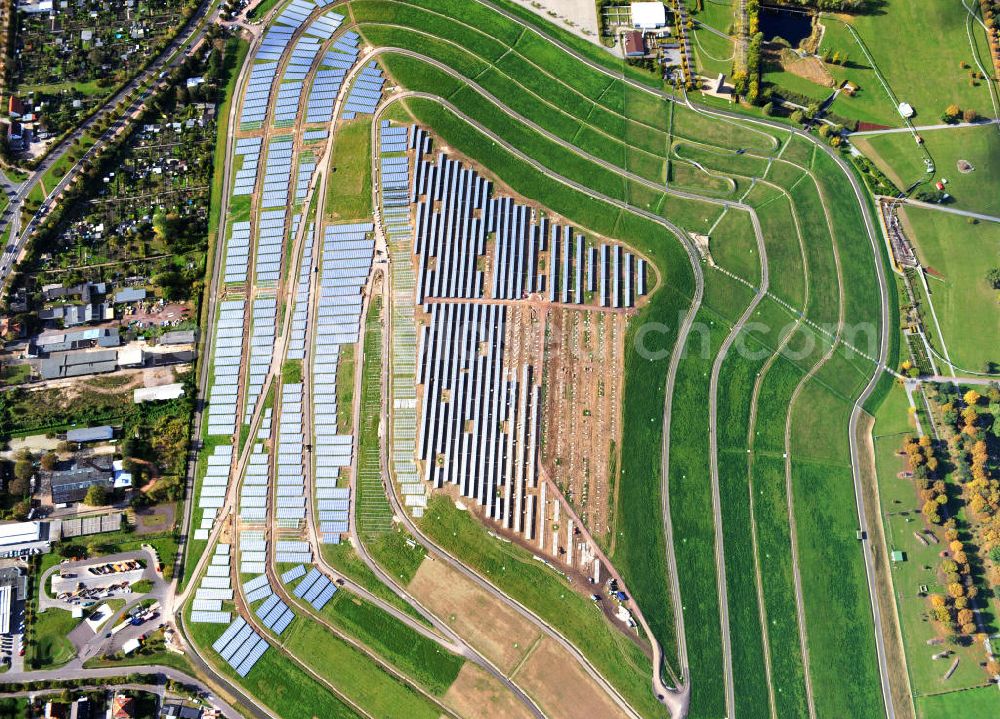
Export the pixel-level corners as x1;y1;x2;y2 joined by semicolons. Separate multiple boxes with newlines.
957;159;975;174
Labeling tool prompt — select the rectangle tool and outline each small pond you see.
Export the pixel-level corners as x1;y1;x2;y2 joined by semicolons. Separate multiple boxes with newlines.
759;7;813;47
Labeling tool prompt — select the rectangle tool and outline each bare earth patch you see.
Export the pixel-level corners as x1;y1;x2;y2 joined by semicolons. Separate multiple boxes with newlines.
509;636;623;719
443;663;535;719
956;159;974;174
407;557;540;672
780;49;836;87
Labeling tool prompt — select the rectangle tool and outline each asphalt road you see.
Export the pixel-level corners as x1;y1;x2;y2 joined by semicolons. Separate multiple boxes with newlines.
1;666;246;719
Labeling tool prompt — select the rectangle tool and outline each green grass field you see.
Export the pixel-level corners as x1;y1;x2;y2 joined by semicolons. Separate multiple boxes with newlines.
916;685;1000;719
901;206;1000;373
817;1;994;128
282;618;442;718
29;607;78;669
321;590;463;695
871;384;988;697
857;125;1000;216
326;117;373;221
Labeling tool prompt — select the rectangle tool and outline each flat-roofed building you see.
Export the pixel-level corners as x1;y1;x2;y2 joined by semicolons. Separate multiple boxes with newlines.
66;425;114;443
631;1;666;29
0;585;11;633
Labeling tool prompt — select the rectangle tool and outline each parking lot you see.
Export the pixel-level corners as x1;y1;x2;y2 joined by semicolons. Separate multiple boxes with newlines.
51;559;147;605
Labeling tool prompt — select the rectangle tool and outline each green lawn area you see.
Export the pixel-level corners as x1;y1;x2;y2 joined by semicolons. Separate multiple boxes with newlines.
856;125;1000;216
248;0;286;21
688;0;736;34
819;2;994;127
916;685;1000;719
20;80;110;97
707;207;759;282
281;359;303;385
43;134;97;193
29;607;78;669
900;205;1000;373
335;343;356;434
761;68;836;104
325;117;373;222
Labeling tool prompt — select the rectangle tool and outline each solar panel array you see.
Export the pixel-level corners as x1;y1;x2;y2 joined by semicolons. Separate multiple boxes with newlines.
410;134;648;309
207;300;246;436
213;615;270;677
240;528;268;575
245;296;277;423
261;138;293;209
295;155;316;202
293;567;338;610
225;221;252;284
281;564;307;584
341;61;384;119
276;382;307;525
240;62;278;129
312;223;374;542
381;124;427;515
196;444;234;540
240;448;269;523
256;593;296;635
306;32;358;123
411;149;490;303
255;209;286;285
286;223;315;362
416;302;542;533
232;137;262;196
192;544;232;623
243;573;274;604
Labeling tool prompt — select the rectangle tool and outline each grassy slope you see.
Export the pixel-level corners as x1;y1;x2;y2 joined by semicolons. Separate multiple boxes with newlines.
321;590;463;695
900;206;1000;372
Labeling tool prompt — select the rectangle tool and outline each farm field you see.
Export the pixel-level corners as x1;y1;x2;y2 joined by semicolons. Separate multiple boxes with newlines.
899;206;1000;373
855;125;1000;215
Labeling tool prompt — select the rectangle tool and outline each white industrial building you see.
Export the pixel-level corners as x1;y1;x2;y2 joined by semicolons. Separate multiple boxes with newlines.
0;585;10;634
0;521;52;556
631;2;666;29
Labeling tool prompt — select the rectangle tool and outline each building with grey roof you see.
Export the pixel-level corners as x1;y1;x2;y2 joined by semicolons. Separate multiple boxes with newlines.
114;288;147;303
66;425;114;443
34;327;120;353
40;349;118;380
158;330;196;345
50;460;114;504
